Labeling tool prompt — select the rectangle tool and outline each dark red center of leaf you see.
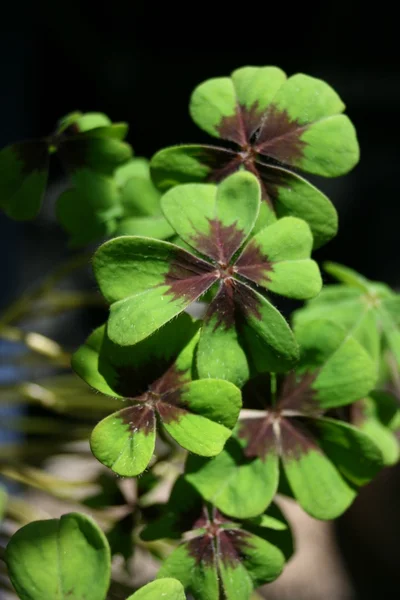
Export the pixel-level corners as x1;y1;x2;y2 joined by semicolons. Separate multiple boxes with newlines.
191;218;246;265
195;100;308;208
186;507;253;568
239;371;322;460
117;364;192;436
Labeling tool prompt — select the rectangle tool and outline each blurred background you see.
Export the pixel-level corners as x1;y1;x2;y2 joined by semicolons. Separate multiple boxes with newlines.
1;2;399;598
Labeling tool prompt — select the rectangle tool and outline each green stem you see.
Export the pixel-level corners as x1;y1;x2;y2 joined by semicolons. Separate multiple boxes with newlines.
270;373;277;408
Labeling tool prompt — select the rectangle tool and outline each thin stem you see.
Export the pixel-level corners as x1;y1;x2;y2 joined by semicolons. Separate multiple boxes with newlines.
270;373;277;408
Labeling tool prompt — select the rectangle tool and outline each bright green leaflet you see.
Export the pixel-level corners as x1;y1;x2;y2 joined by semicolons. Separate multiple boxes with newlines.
185;436;279;519
5;513;111;600
126;578;186;600
295;261;400;368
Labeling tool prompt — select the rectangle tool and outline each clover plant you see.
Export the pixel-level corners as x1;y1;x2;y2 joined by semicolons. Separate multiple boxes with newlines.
1;65;399;600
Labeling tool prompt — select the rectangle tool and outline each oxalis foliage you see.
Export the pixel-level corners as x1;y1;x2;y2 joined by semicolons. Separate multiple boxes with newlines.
1;65;399;600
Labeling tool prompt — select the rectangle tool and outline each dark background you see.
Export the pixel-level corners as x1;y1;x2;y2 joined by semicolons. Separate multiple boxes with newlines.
1;2;399;597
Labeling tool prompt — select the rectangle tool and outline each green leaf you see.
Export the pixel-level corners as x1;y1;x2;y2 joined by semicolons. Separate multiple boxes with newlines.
5;512;111;600
295;320;378;409
312;417;383;485
189;76;238;139
160;379;241;456
239;284;299;368
116;158;150;187
236;217;322;299
0;141;49;219
150;145;338;249
196;299;250;388
161;171;260;263
59;134;132;176
185;436;279;519
57;111;111;133
231;66;287;116
119;162;162;217
115;215;174;239
126;578;186;600
72;313;199;398
189;67;359;176
271;165;338;249
379;297;400;367
280;428;357;520
256;73;359;176
56;169;122;247
158;518;285;600
354;393;399;466
324;261;371;292
294;263;399;367
94;236;217;345
90;405;156;476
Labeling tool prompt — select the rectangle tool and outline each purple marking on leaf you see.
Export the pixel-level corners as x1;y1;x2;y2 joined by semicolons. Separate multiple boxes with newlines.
156;394;188;425
232;280;263;321
12;140;49;176
164;248;217;302
216;103;263;146
150;364;191;396
187;534;215;566
186;507;252;570
277;371;320;414
118;403;155;436
206;153;243;184
235;239;273;287
206;280;236;331
280;417;321;460
252;159;297;206
191;218;247;265
219;529;253;568
238;416;277;460
255;106;307;165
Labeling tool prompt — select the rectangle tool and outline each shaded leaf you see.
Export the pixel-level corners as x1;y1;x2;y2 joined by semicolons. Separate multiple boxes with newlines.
347;394;399;466
72;313;198;397
0;141;49;219
56;169;122;247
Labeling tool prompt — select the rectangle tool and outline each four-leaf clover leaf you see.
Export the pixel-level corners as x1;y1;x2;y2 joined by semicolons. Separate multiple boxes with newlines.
57;158;173;247
142;477;291;600
294;261;400;369
186;320;382;520
72;314;241;476
0;111;132;220
94;171;322;386
151;66;359;248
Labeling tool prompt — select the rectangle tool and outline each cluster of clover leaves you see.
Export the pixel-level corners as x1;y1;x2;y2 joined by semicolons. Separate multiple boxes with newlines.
2;66;400;600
